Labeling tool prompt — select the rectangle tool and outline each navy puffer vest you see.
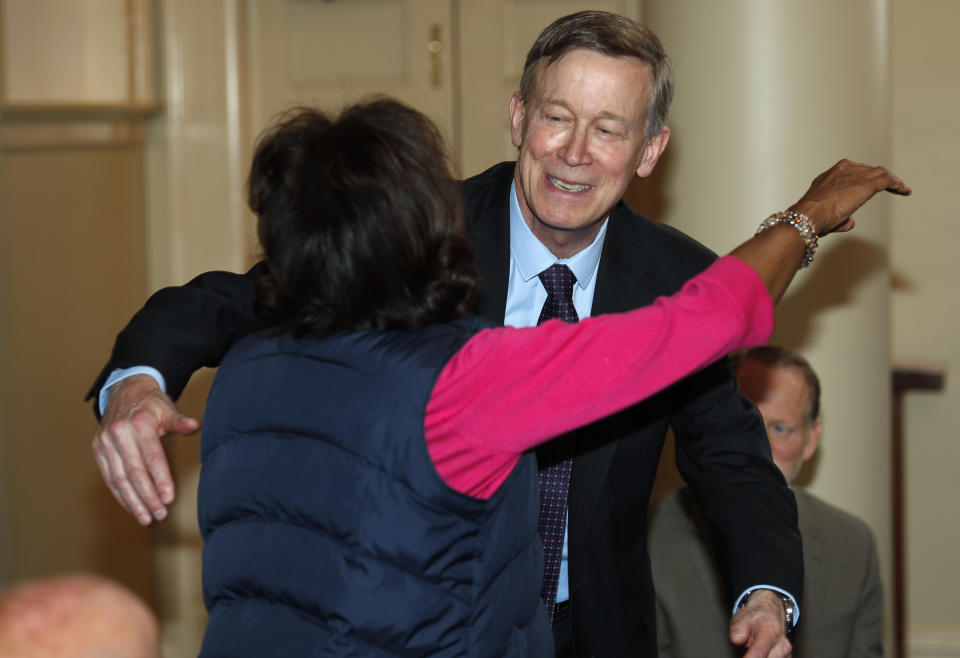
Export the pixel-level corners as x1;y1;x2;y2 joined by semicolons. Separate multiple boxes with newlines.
197;316;551;657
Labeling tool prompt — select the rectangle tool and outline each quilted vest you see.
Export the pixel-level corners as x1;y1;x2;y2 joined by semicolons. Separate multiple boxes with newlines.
197;317;551;657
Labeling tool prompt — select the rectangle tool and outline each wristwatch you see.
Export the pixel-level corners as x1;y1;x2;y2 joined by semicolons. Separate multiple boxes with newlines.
738;590;795;638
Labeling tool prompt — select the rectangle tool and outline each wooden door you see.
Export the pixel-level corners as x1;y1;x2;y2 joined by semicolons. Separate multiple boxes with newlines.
245;0;456;150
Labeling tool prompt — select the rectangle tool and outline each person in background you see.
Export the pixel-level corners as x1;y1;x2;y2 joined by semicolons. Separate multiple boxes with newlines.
88;11;908;657
649;345;884;657
0;573;159;658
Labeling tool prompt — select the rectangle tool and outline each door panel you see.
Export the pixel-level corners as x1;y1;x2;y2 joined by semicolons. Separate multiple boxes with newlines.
245;0;455;148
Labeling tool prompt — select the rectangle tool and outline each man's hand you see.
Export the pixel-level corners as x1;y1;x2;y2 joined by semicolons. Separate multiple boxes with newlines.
729;589;793;658
791;159;912;236
91;374;199;525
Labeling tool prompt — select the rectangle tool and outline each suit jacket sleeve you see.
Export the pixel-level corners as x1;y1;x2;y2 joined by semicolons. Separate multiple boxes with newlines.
850;525;884;656
85;262;268;414
599;202;805;609
669;360;804;606
655;594;676;658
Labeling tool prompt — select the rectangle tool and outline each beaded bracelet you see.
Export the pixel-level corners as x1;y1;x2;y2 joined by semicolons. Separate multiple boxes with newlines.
756;210;818;268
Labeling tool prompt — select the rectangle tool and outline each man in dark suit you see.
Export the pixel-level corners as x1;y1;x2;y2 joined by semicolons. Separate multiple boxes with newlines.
92;11;805;657
649;346;883;657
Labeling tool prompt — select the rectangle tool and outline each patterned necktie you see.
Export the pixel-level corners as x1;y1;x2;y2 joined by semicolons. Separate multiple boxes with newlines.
536;263;578;623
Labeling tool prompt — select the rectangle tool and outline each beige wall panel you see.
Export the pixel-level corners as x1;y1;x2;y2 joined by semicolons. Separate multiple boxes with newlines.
3;0;130;103
288;2;407;83
890;0;960;650
0;112;9;585
146;0;249;289
0;142;154;603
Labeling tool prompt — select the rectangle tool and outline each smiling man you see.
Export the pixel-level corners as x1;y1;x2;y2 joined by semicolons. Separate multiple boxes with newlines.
508;48;668;258
92;11;826;658
456;16;802;656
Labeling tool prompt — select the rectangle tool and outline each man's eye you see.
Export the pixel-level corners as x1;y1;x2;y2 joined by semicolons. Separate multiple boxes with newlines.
596;124;623;137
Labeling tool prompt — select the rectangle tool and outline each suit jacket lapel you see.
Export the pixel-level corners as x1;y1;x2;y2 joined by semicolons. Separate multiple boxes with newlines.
591;203;657;315
464;163;514;324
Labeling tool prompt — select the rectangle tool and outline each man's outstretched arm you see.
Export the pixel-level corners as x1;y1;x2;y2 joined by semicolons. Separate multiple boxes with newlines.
86;264;267;407
88;263;266;524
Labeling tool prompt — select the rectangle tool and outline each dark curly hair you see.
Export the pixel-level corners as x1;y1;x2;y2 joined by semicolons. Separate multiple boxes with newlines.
248;98;481;338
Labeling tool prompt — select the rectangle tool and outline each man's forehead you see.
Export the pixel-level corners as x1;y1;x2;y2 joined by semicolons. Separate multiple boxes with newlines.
740;361;811;409
531;49;653;92
522;50;653;135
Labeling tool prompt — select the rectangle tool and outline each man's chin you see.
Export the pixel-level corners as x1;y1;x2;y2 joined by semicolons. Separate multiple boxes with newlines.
528;202;600;232
534;217;594;233
533;209;607;234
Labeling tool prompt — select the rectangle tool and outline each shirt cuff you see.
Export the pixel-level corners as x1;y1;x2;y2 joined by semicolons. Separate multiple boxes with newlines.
732;585;800;627
99;366;167;416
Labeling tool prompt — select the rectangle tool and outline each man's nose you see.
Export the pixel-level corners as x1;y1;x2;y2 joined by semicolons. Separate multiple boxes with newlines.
558;127;591;166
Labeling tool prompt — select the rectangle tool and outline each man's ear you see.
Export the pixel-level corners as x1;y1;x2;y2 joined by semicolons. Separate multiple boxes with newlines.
509;92;526;149
636;125;670;178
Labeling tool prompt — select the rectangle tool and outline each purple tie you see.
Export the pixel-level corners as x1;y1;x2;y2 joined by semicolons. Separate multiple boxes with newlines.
536;263;578;623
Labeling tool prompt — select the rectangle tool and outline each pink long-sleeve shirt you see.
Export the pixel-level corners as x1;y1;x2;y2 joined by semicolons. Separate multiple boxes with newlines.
425;256;773;499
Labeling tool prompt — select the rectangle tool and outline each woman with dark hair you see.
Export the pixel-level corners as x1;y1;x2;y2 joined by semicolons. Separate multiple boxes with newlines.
248;100;480;337
197;98;907;657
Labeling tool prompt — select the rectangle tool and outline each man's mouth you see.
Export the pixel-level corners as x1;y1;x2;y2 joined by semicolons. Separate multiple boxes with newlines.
548;175;593;193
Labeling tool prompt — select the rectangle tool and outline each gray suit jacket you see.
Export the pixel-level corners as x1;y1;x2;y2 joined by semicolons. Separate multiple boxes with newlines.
649;487;883;658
